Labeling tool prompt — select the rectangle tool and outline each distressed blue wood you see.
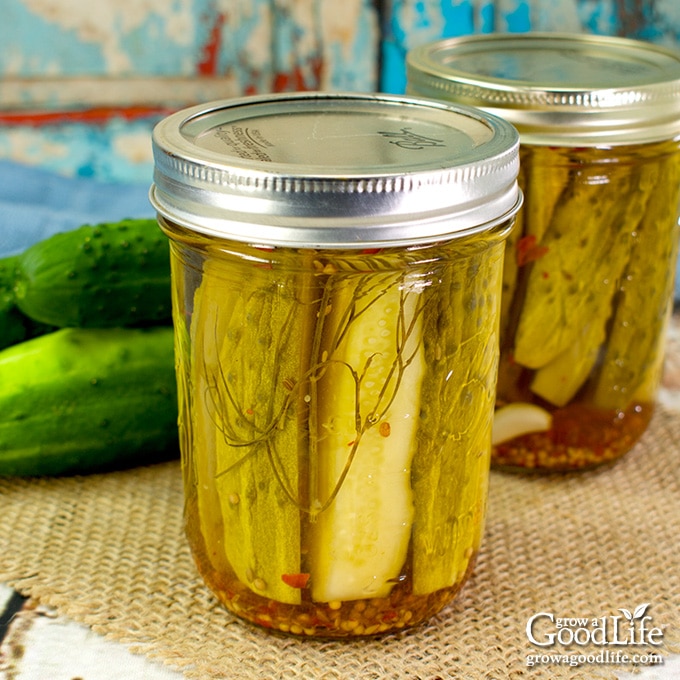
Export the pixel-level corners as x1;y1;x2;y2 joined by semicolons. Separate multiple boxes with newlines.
2;1;680;181
381;0;680;93
0;0;379;181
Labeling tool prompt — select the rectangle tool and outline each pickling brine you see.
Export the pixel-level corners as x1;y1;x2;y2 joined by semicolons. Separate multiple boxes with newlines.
164;226;508;636
493;141;680;470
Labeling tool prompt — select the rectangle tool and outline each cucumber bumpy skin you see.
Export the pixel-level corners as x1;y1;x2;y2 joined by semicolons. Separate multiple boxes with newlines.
0;326;178;476
13;219;172;328
0;255;28;350
0;254;56;350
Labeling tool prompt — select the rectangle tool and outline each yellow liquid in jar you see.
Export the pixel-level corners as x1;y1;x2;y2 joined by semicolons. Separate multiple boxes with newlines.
163;223;509;636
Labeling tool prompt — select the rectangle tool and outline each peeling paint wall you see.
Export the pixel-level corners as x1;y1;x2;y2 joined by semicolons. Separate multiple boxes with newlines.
0;0;379;181
1;0;679;182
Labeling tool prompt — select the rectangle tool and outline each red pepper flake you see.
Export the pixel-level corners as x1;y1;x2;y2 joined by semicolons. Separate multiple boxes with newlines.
361;248;382;255
281;572;311;589
245;408;254;415
516;235;549;266
379;422;391;437
347;440;355;447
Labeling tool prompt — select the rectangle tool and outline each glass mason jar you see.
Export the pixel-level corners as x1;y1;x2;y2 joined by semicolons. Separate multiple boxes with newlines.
150;92;521;636
407;33;680;472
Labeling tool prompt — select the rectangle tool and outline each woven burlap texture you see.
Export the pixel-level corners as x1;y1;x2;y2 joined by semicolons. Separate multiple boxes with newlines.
1;407;678;680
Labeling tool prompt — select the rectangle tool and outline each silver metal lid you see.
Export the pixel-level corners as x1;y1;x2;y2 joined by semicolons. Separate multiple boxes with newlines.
150;92;520;248
407;33;680;145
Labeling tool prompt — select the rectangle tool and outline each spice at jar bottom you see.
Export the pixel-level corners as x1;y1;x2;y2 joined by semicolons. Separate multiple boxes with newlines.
166;230;505;636
492;141;680;471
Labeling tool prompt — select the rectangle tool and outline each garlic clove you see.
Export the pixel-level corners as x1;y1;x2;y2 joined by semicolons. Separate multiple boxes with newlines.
491;402;553;446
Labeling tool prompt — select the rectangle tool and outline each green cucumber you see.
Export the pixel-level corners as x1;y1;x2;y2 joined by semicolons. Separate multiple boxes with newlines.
0;255;28;350
308;271;425;603
0;326;178;476
0;254;57;350
13;219;172;328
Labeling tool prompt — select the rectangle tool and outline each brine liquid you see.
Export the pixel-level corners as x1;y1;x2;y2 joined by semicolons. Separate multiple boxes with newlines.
184;489;478;637
492;401;653;472
162;220;511;636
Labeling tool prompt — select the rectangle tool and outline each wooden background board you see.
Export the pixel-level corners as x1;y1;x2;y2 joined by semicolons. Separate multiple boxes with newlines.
1;0;679;181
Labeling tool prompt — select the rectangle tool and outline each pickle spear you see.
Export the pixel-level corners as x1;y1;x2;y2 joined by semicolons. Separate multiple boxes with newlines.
307;270;425;603
522;145;571;243
192;258;304;605
499;163;524;340
527;195;641;407
190;260;235;578
592;156;680;409
513;168;646;369
411;246;503;595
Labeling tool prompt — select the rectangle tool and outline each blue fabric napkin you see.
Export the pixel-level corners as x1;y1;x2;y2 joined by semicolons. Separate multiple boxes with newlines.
0;159;679;303
0;160;153;258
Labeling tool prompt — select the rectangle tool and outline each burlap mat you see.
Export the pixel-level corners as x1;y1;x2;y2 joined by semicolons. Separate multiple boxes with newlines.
1;405;679;680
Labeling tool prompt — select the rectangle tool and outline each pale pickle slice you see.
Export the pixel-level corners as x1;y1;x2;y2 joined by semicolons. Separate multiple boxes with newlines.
307;271;425;603
189;267;233;579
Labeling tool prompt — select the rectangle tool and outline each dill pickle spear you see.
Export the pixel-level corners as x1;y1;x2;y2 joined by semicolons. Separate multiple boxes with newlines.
499;165;524;339
513;169;641;369
529;162;661;406
307;271;425;603
592;156;680;409
522;146;570;243
411;247;503;595
189;260;236;579
192;258;304;605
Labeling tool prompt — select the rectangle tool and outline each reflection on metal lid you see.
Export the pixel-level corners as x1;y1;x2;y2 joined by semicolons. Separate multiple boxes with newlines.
150;91;521;248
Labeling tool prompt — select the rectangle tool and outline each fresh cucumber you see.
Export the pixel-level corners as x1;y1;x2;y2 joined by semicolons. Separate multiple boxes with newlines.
308;271;425;603
0;254;55;351
13;219;172;328
0;326;178;476
0;255;27;350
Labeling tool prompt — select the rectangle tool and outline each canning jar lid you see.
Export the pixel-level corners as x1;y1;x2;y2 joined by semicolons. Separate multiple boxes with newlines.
407;33;680;145
150;91;520;248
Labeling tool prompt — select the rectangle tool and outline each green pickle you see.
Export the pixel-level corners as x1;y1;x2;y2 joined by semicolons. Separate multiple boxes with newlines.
169;228;507;636
494;141;680;470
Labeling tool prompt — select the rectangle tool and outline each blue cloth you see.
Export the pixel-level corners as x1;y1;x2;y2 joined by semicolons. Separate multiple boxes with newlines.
0;160;153;258
0;159;679;303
